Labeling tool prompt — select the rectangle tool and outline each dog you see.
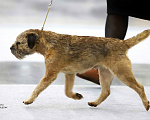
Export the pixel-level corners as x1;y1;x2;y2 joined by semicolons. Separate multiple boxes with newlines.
10;29;150;111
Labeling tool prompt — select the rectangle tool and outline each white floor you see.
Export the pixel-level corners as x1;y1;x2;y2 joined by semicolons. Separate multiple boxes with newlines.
0;85;150;120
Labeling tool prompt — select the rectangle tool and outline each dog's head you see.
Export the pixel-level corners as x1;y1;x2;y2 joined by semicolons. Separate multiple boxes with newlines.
10;30;39;59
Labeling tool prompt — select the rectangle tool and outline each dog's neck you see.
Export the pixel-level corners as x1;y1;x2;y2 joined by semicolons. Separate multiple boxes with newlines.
35;41;47;56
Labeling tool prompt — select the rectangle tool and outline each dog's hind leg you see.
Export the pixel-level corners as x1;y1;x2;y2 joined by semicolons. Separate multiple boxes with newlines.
88;66;114;107
65;73;83;100
106;57;150;111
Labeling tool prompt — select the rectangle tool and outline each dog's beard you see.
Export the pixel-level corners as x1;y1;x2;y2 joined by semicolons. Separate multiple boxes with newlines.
11;49;30;60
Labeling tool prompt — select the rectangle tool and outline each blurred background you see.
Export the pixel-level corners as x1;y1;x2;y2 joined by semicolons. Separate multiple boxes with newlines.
0;0;150;85
1;0;150;63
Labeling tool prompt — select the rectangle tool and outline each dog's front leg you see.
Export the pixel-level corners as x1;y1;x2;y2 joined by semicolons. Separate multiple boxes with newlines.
23;74;57;105
23;59;61;105
65;74;83;100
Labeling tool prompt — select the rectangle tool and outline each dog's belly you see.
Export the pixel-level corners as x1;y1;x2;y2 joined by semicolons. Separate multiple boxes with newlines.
61;63;99;74
61;54;103;74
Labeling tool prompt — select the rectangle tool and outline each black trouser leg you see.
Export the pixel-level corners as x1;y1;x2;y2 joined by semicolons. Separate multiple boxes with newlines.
105;14;129;40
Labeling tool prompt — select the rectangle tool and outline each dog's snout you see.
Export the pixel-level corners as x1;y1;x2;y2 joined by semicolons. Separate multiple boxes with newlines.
10;46;15;50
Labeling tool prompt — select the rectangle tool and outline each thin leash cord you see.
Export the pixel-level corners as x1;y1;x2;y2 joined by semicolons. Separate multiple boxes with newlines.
41;0;53;31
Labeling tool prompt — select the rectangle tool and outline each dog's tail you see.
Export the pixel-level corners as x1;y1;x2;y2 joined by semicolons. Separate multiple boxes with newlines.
124;29;150;49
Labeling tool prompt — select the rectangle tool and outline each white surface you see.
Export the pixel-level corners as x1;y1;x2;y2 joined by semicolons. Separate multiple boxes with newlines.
0;85;150;120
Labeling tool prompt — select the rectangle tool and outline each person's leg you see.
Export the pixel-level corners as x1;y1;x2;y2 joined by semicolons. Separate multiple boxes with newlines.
105;14;129;39
77;14;129;84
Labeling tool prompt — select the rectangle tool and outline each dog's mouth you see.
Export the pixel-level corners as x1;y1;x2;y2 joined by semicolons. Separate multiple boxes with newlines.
11;49;24;59
11;49;30;60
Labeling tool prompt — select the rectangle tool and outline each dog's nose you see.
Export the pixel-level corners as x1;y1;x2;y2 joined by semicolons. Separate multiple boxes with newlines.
10;46;15;50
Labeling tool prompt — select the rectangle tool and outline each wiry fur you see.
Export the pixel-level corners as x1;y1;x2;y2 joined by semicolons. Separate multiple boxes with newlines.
10;29;150;111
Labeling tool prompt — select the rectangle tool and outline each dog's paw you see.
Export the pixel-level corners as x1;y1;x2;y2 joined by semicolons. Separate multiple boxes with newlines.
145;101;150;111
88;102;97;107
76;93;83;99
23;99;33;105
73;93;83;100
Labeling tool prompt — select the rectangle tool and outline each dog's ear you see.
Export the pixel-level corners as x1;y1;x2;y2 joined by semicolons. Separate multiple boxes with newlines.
27;32;39;49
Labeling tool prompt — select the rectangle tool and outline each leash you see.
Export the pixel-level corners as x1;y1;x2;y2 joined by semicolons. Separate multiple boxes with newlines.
41;0;53;31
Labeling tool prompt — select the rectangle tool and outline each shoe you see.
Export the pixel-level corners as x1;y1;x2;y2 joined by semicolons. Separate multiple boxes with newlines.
76;69;100;85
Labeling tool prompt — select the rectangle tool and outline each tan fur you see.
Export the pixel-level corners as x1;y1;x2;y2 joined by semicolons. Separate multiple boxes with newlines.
10;29;150;111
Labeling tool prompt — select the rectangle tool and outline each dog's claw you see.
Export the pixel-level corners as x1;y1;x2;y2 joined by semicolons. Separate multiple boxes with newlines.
88;102;97;107
23;101;33;105
146;105;150;111
146;101;150;111
76;93;83;99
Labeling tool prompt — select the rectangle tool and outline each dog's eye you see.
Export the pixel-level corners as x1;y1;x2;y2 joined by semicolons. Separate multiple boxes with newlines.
16;42;21;45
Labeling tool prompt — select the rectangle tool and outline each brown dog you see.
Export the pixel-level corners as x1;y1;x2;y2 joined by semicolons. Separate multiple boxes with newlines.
10;29;150;111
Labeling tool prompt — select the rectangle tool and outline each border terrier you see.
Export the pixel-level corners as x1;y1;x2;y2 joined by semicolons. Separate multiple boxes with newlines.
10;29;150;111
